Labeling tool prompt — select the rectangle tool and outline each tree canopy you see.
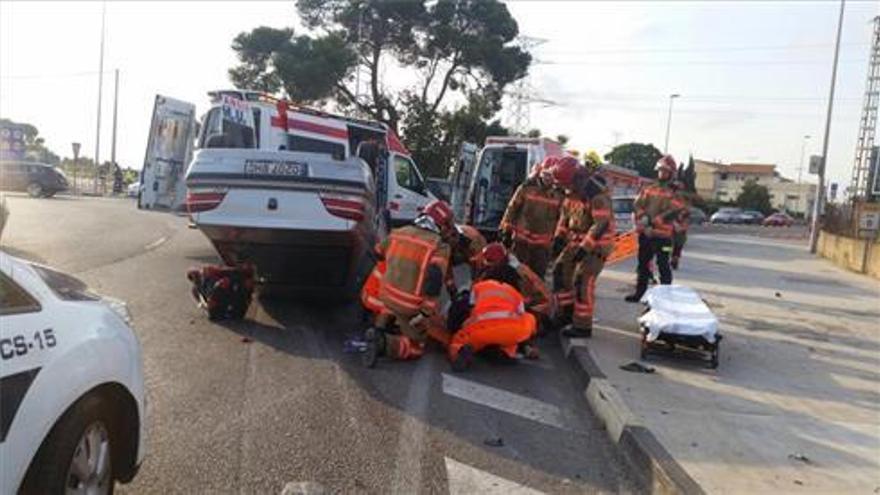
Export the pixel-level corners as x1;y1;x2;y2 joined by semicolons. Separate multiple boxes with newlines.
229;0;530;132
603;142;662;178
736;179;773;214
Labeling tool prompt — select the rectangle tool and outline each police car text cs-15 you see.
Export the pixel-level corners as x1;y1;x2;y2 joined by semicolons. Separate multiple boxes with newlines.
0;251;145;494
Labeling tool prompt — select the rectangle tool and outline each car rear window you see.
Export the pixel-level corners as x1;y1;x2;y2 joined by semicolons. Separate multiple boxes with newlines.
613;198;634;214
29;264;100;301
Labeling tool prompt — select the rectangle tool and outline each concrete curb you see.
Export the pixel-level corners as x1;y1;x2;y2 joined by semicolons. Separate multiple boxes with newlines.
560;335;705;495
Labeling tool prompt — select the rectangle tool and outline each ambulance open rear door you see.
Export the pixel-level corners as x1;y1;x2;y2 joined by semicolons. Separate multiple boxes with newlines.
139;95;197;210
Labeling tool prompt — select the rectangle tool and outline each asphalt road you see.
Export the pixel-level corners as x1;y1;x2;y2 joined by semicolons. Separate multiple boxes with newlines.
1;194;637;494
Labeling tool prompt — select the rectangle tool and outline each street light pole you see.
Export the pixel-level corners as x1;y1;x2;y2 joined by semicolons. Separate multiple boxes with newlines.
809;0;845;254
93;2;106;195
797;134;811;184
664;93;680;153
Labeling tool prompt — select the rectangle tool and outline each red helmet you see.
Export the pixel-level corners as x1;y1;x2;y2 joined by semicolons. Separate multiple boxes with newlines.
481;242;507;267
553;156;579;187
422;200;455;232
655;154;677;174
531;156;557;179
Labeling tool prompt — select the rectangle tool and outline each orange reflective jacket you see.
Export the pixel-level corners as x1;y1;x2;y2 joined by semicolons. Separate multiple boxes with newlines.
360;260;387;314
378;225;451;317
465;280;526;327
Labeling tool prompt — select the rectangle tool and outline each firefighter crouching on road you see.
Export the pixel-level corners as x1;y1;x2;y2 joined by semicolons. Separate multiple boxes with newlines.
499;156;566;278
670;180;691;270
625;155;682;303
569;168;615;337
447;243;540;372
549;157;588;330
363;200;456;367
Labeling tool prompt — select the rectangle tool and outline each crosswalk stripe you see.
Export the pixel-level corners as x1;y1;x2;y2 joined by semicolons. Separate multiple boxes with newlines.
441;373;568;430
445;457;545;495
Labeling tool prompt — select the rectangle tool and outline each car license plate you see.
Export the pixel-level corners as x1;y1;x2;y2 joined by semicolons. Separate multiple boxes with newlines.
244;159;308;177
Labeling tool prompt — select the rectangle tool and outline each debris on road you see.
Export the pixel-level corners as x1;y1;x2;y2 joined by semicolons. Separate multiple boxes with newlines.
484;437;504;447
620;362;655;373
789;453;812;465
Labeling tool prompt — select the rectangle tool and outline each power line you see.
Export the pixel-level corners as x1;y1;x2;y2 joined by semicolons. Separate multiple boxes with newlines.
539;59;866;67
540;42;870;55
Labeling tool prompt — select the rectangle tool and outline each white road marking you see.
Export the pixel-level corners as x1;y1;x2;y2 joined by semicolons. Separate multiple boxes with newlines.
280;481;326;495
445;457;545;495
144;236;168;251
390;356;435;493
441;373;568;430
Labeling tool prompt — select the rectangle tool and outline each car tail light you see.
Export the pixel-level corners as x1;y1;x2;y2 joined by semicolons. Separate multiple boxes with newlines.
320;192;365;222
186;188;227;213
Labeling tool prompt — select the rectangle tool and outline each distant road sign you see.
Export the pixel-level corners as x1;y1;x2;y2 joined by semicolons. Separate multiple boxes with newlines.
829;182;838;201
809;155;824;174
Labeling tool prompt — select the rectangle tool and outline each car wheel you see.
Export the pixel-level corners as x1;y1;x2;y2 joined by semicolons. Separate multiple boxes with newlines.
43;191;57;198
27;182;44;198
23;393;116;494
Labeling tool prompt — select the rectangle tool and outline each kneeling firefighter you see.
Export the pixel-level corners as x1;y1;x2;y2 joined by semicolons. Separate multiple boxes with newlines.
363;200;456;367
447;245;539;372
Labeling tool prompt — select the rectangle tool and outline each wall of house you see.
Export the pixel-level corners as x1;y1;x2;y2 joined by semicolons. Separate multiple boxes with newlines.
769;182;816;214
818;230;880;279
694;162;719;200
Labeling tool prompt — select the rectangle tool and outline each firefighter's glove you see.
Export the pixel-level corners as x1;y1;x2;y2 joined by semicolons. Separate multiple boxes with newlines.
551;236;566;258
500;229;514;248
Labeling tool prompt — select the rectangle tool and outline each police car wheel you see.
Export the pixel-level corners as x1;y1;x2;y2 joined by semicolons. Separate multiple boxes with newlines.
23;394;116;495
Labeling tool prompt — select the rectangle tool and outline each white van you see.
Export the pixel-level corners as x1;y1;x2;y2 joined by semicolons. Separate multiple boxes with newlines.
464;136;564;236
138;90;434;227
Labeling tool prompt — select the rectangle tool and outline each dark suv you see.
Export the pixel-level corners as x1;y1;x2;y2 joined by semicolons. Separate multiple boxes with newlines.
0;161;68;197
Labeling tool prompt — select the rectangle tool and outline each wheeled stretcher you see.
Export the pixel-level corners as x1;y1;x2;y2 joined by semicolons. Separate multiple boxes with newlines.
637;285;722;369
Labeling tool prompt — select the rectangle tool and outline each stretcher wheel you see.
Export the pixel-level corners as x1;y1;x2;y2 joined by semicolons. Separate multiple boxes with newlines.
640;333;650;360
708;344;720;369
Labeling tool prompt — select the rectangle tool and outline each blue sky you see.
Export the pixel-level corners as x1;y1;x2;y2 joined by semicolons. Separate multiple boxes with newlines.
1;1;877;192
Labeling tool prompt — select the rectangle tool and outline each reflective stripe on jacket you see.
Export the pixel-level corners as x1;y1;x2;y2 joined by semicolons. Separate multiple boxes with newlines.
378;225;451;317
501;178;564;247
634;183;677;239
463;280;525;327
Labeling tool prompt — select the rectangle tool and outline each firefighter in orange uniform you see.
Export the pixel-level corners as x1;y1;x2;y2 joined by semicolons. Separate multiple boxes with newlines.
447;248;539;372
562;168;615;337
670;180;691;270
363;200;456;367
625;155;682;302
499;156;566;277
549;157;587;329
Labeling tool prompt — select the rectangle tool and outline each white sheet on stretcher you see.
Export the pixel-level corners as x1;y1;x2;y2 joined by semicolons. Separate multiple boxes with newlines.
638;285;718;343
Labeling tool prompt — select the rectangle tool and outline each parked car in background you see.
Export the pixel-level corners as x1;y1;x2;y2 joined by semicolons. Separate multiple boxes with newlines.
613;195;635;233
689;207;707;225
763;212;794;227
710;207;745;224
1;251;145;494
425;178;452;203
0;194;7;239
741;210;765;224
0;161;68;198
127;181;141;198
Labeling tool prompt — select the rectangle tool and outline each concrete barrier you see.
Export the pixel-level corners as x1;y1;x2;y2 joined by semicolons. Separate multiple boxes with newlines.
817;230;880;279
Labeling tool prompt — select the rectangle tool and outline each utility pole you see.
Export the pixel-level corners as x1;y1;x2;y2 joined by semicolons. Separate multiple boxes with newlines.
797;134;811;184
93;2;106;195
664;93;680;153
810;0;845;254
110;69;119;172
72;142;81;195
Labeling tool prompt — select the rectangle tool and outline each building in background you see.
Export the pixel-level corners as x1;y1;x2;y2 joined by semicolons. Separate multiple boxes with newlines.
694;159;817;214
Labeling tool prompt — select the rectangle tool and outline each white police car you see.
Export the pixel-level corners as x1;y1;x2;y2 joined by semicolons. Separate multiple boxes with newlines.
0;251;145;494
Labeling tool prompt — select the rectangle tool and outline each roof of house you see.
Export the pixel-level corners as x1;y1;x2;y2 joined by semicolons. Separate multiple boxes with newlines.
693;159;724;169
726;163;777;175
